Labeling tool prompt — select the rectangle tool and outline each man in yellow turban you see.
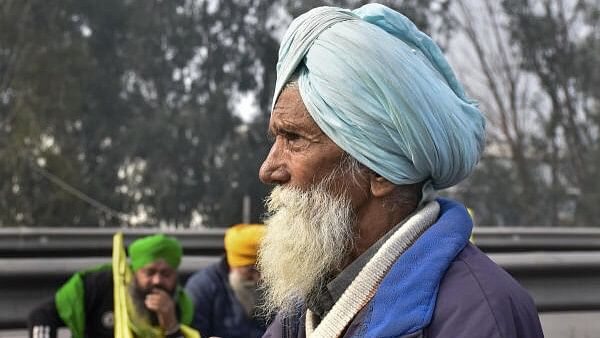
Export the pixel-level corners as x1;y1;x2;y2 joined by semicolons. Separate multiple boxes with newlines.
28;233;199;338
185;224;270;338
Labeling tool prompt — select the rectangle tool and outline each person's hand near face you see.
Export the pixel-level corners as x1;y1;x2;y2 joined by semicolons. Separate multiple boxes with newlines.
145;287;177;331
135;259;179;331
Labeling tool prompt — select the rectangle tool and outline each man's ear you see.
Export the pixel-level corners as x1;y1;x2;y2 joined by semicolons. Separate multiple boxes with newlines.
369;173;396;197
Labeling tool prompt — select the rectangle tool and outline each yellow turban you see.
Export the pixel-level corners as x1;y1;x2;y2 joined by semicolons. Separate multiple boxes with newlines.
224;224;265;268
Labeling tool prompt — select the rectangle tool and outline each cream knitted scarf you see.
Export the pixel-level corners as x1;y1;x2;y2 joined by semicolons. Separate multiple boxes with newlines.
305;200;440;338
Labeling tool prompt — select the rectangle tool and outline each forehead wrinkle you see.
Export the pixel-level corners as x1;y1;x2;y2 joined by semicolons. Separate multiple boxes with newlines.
271;86;330;142
273;108;322;138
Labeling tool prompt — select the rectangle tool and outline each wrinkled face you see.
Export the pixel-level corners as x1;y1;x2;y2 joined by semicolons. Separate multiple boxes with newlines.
134;259;177;294
257;86;371;316
259;86;367;205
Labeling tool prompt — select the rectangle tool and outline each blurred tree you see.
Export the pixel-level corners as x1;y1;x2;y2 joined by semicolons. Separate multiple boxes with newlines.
505;0;600;226
447;0;600;226
1;1;122;227
0;0;281;227
1;0;442;228
282;0;452;41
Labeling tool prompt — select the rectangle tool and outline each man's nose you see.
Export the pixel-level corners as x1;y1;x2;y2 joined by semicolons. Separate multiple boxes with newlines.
259;139;290;185
151;273;164;286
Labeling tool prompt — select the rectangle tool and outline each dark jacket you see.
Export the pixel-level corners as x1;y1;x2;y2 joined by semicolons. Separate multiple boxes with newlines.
185;257;269;338
263;199;543;338
263;244;543;338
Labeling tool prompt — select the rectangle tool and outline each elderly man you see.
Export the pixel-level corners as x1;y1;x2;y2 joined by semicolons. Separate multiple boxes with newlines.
258;4;543;338
28;234;198;338
185;224;270;338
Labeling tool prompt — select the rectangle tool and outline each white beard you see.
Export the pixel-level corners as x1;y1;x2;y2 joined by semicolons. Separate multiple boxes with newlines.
228;270;259;318
257;183;356;317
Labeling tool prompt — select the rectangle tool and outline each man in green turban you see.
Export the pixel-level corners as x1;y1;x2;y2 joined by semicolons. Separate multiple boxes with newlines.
28;233;199;338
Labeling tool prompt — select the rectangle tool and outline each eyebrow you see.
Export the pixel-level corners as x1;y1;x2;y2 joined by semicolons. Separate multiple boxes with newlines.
268;119;301;136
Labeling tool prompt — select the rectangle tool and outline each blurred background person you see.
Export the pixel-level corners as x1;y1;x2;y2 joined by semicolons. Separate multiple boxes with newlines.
185;224;269;338
28;234;198;338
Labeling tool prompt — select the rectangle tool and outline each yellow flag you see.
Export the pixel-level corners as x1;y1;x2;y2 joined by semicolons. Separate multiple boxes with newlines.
113;232;134;338
181;325;201;338
467;208;475;243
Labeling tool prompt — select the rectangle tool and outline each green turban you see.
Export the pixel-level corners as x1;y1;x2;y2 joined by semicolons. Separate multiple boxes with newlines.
128;234;183;271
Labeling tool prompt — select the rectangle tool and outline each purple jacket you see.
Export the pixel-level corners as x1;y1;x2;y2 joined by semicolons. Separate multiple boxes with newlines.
263;244;543;337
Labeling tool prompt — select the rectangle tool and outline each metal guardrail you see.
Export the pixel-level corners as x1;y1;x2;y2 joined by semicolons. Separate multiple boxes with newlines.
2;226;600;257
2;252;599;329
473;227;600;252
0;227;227;257
1;227;600;329
491;251;600;312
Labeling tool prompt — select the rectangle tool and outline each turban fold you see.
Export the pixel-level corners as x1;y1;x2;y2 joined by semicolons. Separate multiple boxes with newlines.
273;3;486;190
225;224;266;268
128;234;182;271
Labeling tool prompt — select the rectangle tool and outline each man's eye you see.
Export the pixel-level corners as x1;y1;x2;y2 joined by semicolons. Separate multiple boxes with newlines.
283;131;300;141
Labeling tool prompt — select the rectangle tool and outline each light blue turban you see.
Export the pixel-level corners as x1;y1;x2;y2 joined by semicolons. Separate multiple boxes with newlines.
272;4;486;190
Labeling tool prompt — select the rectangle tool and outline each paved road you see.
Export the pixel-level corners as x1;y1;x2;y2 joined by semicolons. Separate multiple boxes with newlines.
2;311;599;338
